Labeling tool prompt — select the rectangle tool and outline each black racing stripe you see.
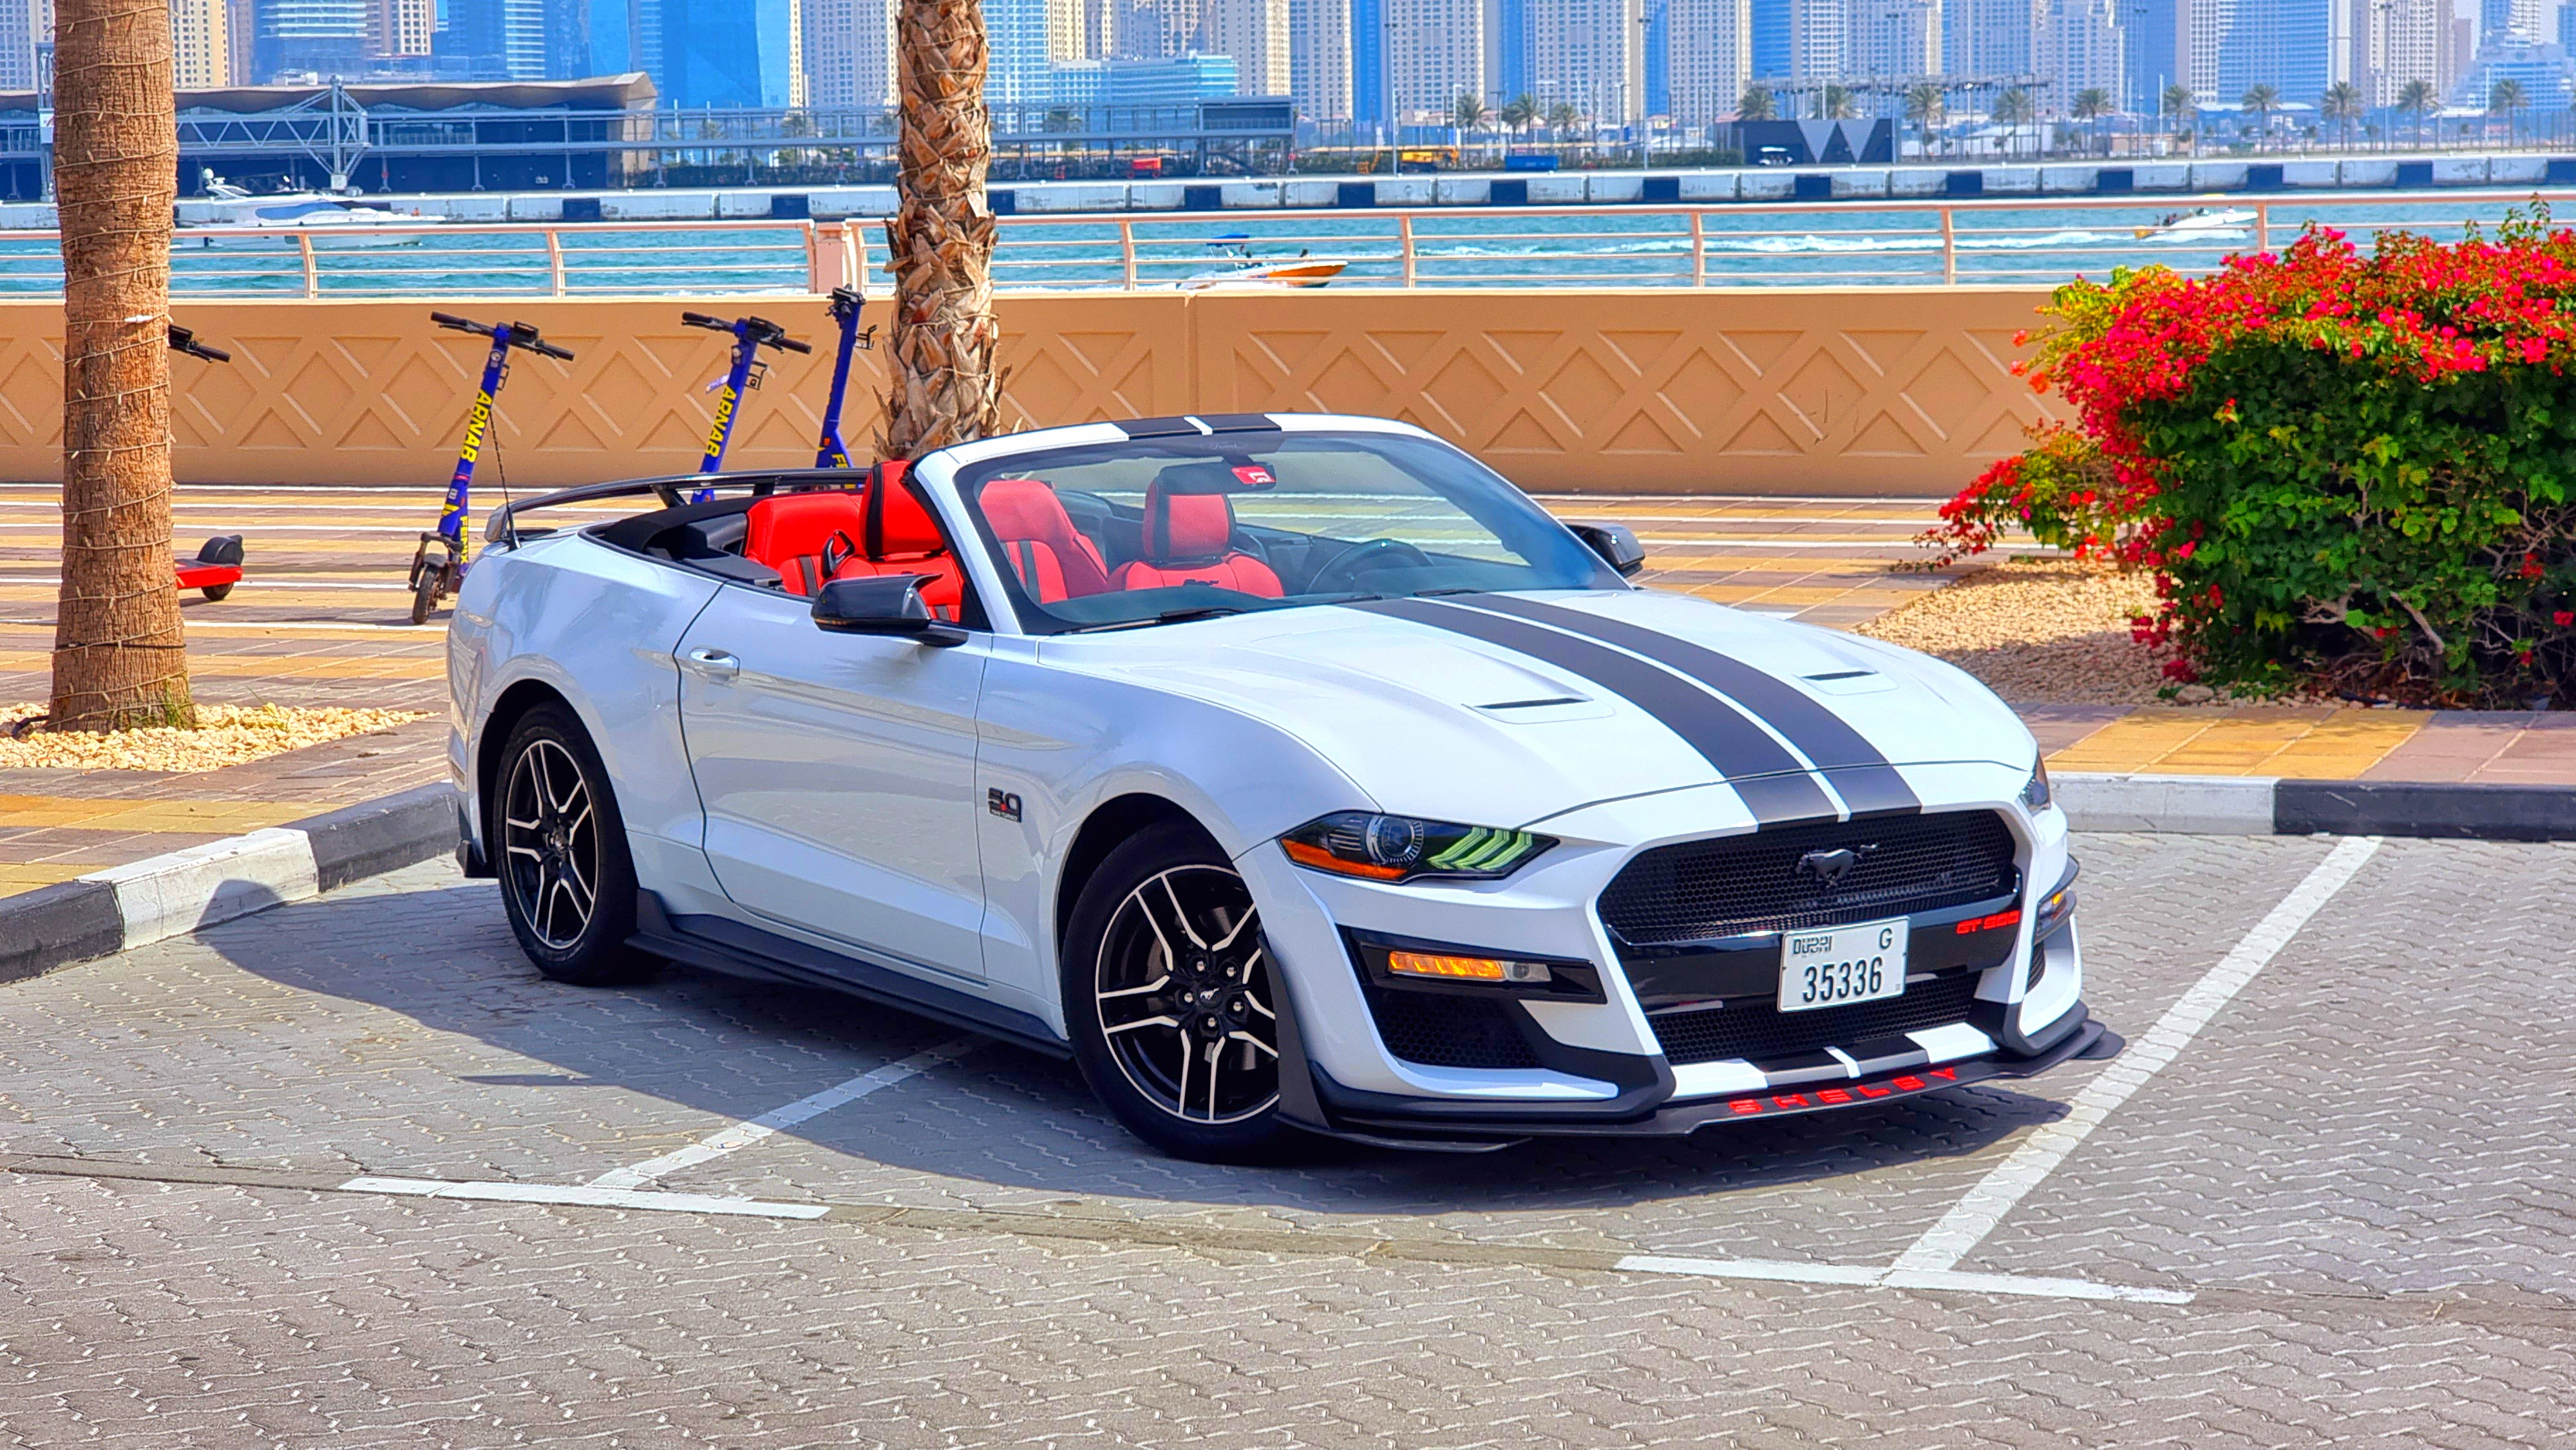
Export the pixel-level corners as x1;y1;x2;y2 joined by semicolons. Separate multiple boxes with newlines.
1352;598;1836;825
1462;595;1922;816
1109;415;1202;438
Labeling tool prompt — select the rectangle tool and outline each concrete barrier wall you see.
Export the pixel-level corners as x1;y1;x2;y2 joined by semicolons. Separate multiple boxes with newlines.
0;287;2057;496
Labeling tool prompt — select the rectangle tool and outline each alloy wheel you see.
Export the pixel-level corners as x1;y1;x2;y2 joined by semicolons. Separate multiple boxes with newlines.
502;737;598;951
1093;864;1280;1125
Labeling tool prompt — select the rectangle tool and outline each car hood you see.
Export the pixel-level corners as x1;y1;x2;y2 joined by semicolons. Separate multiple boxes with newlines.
1043;589;2034;832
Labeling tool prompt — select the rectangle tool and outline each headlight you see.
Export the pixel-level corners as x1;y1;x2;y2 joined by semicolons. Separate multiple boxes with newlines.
1280;811;1555;883
2018;756;2054;812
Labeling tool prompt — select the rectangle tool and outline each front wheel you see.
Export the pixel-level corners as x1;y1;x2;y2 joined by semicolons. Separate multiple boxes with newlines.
1062;821;1306;1163
199;583;233;602
495;704;648;986
410;567;440;626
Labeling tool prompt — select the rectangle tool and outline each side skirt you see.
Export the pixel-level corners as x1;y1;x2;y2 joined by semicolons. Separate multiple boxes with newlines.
629;893;1071;1059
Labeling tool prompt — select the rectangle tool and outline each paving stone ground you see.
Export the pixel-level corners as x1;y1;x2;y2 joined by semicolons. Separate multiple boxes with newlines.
3;833;2571;1447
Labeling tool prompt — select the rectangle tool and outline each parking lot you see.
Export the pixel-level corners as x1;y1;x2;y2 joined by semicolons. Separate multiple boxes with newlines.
3;828;2573;1447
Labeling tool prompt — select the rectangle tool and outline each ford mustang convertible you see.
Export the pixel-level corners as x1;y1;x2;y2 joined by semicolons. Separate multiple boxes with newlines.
448;412;2116;1160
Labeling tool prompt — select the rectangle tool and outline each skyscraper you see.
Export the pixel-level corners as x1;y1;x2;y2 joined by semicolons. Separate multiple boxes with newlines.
1200;0;1288;92
2038;0;2121;109
1750;0;1787;78
1289;0;1351;118
256;0;370;79
1533;0;1646;122
1664;0;1748;119
442;0;544;79
364;0;431;63
2120;0;2181;113
803;0;894;107
1945;0;2038;74
1786;0;1842;77
1846;0;1938;77
2203;0;2336;102
659;0;799;106
1350;0;1385;120
0;0;40;90
1389;0;1483;117
175;0;235;86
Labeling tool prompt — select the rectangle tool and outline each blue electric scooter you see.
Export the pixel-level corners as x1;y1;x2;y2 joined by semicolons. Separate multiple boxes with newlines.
813;286;876;469
411;312;576;625
681;311;811;501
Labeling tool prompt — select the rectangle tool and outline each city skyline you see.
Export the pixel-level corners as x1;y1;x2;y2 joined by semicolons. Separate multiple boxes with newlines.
0;0;2556;126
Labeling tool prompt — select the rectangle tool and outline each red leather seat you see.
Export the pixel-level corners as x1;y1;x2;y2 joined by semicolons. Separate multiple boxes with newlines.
744;491;867;596
981;477;1112;603
823;460;965;617
1111;480;1282;598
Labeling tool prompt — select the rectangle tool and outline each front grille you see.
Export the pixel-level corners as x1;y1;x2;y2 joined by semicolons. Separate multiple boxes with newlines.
1649;970;1984;1065
1358;983;1542;1069
1598;811;2019;948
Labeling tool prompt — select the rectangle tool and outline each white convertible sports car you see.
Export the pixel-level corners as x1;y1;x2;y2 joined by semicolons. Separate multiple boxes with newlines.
448;412;2117;1160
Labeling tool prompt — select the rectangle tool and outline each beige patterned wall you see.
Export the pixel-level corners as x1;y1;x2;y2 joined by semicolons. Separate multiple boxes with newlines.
0;288;2055;496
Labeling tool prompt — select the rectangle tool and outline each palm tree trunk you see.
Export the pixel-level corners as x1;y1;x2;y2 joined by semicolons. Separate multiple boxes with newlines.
881;0;1001;460
49;0;187;734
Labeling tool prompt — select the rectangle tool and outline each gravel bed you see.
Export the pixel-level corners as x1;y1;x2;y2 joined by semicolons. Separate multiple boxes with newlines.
1855;558;2178;705
0;702;427;773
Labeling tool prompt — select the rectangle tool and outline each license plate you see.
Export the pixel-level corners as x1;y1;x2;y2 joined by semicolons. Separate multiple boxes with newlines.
1779;918;1909;1013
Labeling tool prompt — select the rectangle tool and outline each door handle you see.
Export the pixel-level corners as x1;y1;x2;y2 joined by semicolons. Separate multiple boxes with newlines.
684;647;739;682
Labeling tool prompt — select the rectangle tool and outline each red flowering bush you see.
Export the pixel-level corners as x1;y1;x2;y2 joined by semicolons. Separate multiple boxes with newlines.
1929;209;2576;704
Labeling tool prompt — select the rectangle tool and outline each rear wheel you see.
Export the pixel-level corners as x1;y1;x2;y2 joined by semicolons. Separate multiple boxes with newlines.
495;704;647;986
1062;821;1304;1163
198;583;232;601
410;567;439;625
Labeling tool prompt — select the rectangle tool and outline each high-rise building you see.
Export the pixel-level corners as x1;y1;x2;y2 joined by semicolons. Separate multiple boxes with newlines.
1114;0;1197;56
364;0;430;61
2201;0;2336;102
0;0;39;91
1642;0;1667;113
1389;0;1482;118
989;0;1058;106
803;0;893;107
1350;0;1385;120
174;0;234;86
1665;0;1748;119
2481;0;2544;42
442;0;544;79
1492;0;1535;99
1845;0;1937;77
1786;0;1842;77
1200;0;1287;92
2121;0;2183;112
1533;0;1646;122
2038;0;2121;109
659;0;799;106
257;0;370;79
2365;0;2446;105
1289;0;1350;117
1750;0;1787;78
1945;0;2038;73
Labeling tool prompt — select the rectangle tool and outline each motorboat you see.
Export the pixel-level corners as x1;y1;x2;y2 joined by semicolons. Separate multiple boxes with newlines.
1180;234;1349;290
176;176;445;249
2134;207;2257;241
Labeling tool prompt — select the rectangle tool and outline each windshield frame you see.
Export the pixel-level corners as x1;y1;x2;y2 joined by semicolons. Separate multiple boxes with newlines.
936;422;1627;637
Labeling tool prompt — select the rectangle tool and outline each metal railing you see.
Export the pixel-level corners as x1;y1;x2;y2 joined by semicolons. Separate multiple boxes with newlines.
0;189;2561;299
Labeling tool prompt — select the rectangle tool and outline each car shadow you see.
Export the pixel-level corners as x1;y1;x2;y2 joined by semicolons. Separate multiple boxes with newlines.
209;879;2070;1216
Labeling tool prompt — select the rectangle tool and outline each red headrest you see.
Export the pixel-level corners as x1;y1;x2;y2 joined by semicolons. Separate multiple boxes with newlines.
1142;482;1235;563
745;491;866;567
863;459;946;560
981;478;1081;548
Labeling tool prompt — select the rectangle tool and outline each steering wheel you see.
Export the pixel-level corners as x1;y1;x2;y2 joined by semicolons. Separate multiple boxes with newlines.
1307;537;1432;595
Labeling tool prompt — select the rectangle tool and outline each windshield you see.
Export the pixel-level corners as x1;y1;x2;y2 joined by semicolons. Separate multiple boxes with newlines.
951;429;1620;632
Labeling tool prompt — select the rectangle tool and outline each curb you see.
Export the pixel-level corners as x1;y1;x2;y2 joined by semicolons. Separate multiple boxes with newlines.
0;784;457;986
2058;773;2576;841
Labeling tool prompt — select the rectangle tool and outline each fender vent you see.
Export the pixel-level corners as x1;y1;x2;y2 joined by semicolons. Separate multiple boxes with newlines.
1358;983;1541;1069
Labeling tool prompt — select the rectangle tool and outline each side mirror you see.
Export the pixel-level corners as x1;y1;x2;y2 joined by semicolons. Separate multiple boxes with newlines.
811;574;967;646
1569;522;1646;578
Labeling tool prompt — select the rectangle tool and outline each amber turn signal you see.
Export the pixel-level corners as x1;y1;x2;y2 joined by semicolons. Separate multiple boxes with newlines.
1385;950;1553;985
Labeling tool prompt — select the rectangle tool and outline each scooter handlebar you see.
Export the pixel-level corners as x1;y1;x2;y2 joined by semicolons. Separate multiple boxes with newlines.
681;312;729;330
776;337;813;354
526;339;576;361
430;311;495;337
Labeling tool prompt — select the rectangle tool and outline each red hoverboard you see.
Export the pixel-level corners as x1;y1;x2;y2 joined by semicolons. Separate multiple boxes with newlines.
168;324;244;601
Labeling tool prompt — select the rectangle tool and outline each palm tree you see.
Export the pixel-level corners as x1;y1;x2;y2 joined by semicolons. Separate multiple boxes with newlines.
48;0;190;734
1819;84;1858;120
882;0;1001;460
2491;78;2527;147
1993;86;2036;156
2240;83;2279;149
2321;80;2363;151
1452;91;1489;161
1904;82;1946;157
1546;100;1584;158
1501;93;1540;146
2162;82;2196;155
1738;84;1775;122
2072;86;2112;156
2398;78;2438;150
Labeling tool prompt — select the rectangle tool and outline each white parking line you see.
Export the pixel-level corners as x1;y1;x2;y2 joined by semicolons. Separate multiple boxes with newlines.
1888;834;2385;1277
1617;1254;2193;1304
345;1174;831;1219
587;1037;979;1191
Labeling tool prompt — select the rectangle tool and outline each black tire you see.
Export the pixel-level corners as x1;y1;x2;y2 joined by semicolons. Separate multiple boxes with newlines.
198;583;232;601
410;567;439;626
493;703;649;986
1061;820;1306;1163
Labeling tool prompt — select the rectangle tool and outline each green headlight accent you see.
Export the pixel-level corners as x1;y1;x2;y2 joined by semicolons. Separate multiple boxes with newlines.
1431;826;1537;871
